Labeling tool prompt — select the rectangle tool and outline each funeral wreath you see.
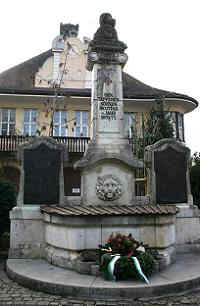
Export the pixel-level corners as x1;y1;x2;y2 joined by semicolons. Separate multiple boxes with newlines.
99;233;156;282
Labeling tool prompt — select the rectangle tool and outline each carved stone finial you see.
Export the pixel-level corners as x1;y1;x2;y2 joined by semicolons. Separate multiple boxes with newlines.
60;23;79;38
89;13;127;53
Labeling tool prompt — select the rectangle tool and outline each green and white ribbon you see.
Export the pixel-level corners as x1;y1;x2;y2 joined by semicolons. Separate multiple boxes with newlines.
106;255;149;284
107;255;121;281
131;256;149;284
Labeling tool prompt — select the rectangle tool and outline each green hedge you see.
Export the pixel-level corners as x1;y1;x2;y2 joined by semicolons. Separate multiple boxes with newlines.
0;179;16;237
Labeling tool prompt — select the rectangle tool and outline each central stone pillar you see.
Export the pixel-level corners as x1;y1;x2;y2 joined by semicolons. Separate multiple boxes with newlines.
90;63;127;147
75;13;142;205
88;13;128;149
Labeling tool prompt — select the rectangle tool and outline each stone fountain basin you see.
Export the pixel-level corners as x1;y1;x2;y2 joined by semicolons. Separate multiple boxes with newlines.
41;205;177;272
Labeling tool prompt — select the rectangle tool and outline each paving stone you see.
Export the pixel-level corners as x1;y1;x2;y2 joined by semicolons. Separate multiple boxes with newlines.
20;302;38;306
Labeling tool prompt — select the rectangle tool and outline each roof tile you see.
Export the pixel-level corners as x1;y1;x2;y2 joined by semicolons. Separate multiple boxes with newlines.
40;204;178;216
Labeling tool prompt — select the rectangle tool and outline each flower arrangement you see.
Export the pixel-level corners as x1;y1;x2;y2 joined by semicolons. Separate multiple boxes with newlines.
99;233;155;282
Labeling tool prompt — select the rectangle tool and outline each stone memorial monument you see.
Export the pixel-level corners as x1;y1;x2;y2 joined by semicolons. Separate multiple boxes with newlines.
145;138;200;248
145;138;192;205
40;14;178;272
6;13;200;298
75;13;143;205
17;137;67;205
9;137;67;258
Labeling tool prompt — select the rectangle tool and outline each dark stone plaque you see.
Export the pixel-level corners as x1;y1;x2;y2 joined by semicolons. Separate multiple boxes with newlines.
24;143;61;204
154;147;187;204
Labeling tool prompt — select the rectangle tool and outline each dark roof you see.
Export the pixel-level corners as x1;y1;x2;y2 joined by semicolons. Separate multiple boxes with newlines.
40;204;178;217
0;49;198;107
122;74;198;106
0;50;52;89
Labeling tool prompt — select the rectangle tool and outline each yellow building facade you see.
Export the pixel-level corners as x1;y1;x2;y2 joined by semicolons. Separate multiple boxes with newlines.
0;23;198;195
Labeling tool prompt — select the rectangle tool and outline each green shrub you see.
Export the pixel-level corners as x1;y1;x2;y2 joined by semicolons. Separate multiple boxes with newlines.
0;179;16;237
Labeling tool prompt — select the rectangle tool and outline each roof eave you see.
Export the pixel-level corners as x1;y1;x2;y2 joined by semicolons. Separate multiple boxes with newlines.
0;87;198;108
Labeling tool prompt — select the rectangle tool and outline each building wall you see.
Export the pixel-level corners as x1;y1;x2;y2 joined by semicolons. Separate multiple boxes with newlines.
0;32;187;139
35;37;90;89
0;30;192;196
0;97;186;138
0;97;91;137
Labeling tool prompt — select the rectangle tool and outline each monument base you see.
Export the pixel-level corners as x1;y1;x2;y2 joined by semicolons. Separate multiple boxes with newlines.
6;251;200;299
9;202;200;264
44;244;176;275
75;141;143;205
9;206;45;259
41;204;177;272
176;204;200;245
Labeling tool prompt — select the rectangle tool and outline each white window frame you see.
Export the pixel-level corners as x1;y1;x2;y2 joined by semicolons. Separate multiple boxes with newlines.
166;111;184;141
124;112;137;138
23;109;38;136
53;111;68;137
0;108;16;135
74;111;89;137
177;113;184;141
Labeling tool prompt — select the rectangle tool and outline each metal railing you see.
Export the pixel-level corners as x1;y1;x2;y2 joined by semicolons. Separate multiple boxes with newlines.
0;135;147;195
0;135;90;153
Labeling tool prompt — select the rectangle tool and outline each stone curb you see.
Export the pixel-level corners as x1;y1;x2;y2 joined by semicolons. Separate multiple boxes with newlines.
6;258;200;300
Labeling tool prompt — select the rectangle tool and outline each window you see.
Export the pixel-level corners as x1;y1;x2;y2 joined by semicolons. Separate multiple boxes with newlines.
166;112;184;141
177;113;184;141
24;109;38;136
124;113;137;138
0;109;16;135
75;111;89;137
53;111;68;136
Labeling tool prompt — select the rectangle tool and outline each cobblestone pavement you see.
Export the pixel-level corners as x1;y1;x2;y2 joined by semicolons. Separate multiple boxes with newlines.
1;259;200;306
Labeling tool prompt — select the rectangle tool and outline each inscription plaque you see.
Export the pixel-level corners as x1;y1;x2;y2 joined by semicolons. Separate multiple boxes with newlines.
96;66;121;133
154;147;187;204
24;143;61;204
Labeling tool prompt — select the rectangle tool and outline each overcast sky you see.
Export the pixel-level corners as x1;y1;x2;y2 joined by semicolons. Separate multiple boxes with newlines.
0;0;199;154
